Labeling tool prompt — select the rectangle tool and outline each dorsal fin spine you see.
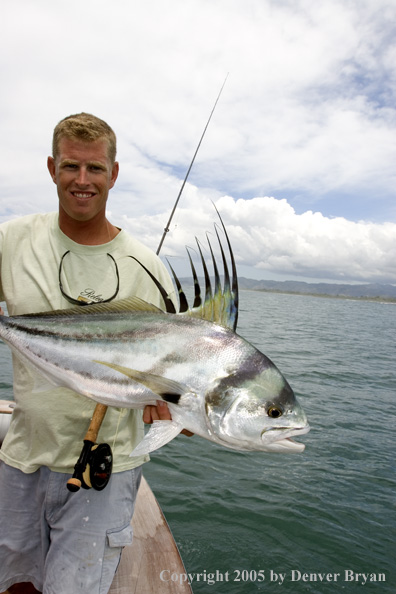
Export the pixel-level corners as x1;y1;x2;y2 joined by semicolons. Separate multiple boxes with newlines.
196;237;213;321
166;259;189;313
128;257;176;314
127;206;238;331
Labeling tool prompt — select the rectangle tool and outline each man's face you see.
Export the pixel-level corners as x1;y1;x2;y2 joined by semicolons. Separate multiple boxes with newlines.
47;137;119;223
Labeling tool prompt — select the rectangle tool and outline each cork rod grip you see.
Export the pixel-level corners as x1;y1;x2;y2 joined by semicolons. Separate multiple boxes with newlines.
85;404;108;443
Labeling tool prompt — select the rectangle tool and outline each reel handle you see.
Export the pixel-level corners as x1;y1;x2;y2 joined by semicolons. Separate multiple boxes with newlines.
67;404;109;492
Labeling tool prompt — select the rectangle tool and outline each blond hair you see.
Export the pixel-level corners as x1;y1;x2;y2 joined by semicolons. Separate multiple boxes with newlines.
52;113;117;163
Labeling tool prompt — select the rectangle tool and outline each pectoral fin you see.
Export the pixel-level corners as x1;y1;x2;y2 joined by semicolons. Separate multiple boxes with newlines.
129;420;184;456
93;361;188;403
94;361;190;455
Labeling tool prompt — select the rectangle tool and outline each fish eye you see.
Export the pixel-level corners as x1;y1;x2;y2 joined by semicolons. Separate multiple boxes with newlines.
267;406;283;418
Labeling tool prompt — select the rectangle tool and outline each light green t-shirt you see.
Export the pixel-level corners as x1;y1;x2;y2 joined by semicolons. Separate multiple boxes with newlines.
0;212;175;473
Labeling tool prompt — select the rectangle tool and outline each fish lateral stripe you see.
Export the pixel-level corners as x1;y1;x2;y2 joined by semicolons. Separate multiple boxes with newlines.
2;322;59;339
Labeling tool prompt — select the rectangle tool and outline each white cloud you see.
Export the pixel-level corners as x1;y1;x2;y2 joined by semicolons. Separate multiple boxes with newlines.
117;193;396;284
1;0;396;283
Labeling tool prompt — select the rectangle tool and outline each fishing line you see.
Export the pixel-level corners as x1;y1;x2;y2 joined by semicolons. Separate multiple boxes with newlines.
156;73;229;255
112;408;125;452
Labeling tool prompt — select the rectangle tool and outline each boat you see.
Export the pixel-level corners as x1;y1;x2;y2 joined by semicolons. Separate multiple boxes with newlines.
0;400;13;444
109;474;192;594
0;400;192;594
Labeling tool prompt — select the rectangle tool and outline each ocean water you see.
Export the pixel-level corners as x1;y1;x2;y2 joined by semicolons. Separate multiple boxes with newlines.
144;292;396;593
0;292;395;593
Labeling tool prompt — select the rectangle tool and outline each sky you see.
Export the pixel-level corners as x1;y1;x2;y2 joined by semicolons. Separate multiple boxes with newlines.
1;0;396;285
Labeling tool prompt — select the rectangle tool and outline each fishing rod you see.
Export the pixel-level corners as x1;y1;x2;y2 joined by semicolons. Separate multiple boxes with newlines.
156;73;229;255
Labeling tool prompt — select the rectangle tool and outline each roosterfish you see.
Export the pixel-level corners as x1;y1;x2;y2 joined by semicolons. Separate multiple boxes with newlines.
0;215;309;456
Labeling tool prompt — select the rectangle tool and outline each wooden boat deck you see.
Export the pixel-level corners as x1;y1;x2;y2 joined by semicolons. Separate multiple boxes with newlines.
110;475;192;594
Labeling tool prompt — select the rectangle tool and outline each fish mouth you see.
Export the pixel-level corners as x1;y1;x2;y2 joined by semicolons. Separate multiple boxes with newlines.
268;438;306;453
261;425;310;453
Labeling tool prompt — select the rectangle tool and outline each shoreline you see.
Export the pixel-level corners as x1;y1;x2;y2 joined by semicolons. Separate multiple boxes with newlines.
243;288;396;303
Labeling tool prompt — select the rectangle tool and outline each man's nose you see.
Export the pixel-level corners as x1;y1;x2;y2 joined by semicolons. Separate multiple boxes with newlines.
75;167;89;185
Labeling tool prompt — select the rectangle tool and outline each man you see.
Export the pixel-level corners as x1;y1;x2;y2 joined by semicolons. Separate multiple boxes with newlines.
0;113;176;594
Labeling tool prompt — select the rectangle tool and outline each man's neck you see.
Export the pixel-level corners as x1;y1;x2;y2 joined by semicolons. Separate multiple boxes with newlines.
58;210;120;245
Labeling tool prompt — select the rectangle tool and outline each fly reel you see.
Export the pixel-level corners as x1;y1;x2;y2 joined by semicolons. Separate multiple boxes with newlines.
81;442;113;490
67;440;113;492
66;404;113;493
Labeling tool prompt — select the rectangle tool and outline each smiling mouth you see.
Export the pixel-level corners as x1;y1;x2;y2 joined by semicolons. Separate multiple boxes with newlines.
72;192;95;199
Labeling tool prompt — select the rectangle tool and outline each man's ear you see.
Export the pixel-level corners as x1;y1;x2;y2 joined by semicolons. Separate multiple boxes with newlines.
109;161;119;189
47;156;57;183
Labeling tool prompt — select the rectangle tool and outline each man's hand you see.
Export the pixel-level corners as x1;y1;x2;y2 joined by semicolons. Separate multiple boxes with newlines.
143;401;193;437
0;306;4;315
143;401;172;424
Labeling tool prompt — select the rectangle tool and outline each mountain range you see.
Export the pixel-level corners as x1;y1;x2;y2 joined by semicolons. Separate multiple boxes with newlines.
237;278;396;300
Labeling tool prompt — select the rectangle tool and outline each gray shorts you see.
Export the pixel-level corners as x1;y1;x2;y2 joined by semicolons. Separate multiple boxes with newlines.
0;461;142;594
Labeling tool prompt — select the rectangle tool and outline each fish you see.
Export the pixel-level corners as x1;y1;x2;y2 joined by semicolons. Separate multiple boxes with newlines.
0;214;309;456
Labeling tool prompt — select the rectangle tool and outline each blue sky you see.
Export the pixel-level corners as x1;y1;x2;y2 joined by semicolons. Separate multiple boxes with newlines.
1;0;395;284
